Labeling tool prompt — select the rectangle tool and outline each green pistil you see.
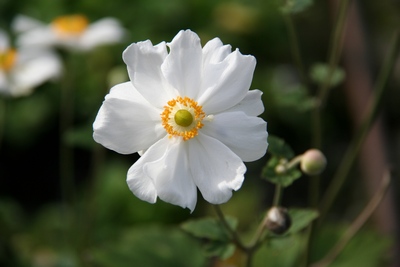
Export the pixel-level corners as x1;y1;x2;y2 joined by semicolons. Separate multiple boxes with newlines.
174;109;193;127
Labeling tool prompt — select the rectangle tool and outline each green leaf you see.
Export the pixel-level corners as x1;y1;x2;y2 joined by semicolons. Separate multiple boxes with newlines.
259;234;305;267
270;84;316;112
181;217;238;260
204;241;236;260
181;216;238;242
310;63;346;88
261;156;302;187
90;226;206;267
281;0;313;14
287;208;319;234
267;135;295;158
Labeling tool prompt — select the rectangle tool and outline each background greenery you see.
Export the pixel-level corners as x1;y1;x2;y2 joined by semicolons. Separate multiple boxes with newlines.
0;0;399;266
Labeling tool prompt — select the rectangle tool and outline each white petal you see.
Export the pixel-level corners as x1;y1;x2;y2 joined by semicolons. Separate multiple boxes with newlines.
202;111;268;162
9;49;62;96
162;30;202;98
224;89;264;116
188;133;246;204
12;14;45;33
93;82;165;154
15;26;56;48
123;40;176;108
144;137;197;211
202;37;232;65
79;18;125;50
198;49;256;114
127;138;172;204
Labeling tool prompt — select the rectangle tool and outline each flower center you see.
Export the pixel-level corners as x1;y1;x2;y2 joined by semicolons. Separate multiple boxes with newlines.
174;109;193;127
52;14;89;36
0;49;17;72
161;96;205;141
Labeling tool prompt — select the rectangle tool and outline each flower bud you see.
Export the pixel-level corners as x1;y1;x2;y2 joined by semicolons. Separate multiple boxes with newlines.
275;164;286;174
300;149;327;176
265;207;291;235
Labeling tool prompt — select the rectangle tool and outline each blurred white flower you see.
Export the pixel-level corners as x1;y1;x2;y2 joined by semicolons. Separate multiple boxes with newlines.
0;29;61;97
93;30;268;212
13;14;126;51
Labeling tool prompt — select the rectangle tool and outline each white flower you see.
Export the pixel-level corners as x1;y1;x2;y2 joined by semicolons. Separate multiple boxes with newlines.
0;29;61;97
12;14;125;51
93;30;268;212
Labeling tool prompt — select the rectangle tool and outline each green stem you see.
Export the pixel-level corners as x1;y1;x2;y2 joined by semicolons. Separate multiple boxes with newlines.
59;52;81;254
214;205;247;252
286;154;303;169
319;30;400;221
283;13;308;86
0;97;5;151
214;205;268;267
214;189;288;266
317;0;350;107
245;185;287;265
307;2;351;266
59;55;76;208
273;184;283;207
312;0;351;149
312;171;391;267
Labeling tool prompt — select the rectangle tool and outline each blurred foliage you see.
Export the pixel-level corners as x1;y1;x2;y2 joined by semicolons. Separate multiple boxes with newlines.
310;63;346;89
181;216;238;260
0;0;399;266
261;135;302;187
281;0;314;14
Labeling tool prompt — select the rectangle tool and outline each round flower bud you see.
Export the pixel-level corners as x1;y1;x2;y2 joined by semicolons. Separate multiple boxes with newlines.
265;207;291;235
275;164;286;174
300;149;327;176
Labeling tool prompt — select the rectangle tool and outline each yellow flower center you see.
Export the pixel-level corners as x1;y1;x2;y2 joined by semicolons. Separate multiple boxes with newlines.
0;49;17;72
52;14;89;36
161;96;205;141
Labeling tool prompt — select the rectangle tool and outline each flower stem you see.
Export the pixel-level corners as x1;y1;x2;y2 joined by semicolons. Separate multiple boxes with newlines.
58;52;81;254
286;154;303;170
213;205;247;252
59;55;76;208
312;0;350;149
283;13;308;86
318;0;350;108
273;184;283;207
311;170;391;267
306;3;351;266
319;30;400;221
0;97;5;151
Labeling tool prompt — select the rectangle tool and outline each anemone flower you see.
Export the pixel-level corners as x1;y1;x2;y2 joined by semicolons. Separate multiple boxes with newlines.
93;30;268;212
13;14;125;51
0;29;61;97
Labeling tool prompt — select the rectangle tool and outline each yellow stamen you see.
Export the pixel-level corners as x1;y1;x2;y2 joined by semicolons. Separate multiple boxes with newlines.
52;14;89;36
161;96;205;141
0;49;17;72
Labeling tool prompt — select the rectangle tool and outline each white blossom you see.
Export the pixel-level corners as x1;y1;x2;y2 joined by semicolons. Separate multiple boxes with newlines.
13;14;126;51
0;30;61;97
93;30;268;212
